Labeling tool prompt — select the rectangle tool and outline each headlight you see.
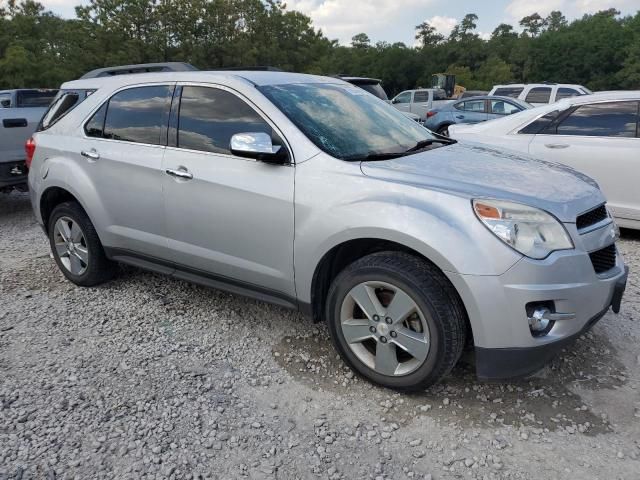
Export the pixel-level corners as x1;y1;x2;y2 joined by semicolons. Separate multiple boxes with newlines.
473;199;573;259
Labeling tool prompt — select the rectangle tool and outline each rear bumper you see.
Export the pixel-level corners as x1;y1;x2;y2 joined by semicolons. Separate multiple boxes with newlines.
0;160;28;189
475;266;628;380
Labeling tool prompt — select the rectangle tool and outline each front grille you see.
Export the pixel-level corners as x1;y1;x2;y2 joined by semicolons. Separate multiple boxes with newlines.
589;244;617;274
576;205;608;231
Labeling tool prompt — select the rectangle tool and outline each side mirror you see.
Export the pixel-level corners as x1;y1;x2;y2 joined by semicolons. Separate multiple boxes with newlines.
230;132;287;164
0;99;10;108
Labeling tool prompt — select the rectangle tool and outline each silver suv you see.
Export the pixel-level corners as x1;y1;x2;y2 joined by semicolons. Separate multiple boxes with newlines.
28;69;628;391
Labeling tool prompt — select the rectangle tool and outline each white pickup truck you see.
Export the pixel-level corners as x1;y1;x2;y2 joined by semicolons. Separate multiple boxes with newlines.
0;89;57;192
390;88;452;121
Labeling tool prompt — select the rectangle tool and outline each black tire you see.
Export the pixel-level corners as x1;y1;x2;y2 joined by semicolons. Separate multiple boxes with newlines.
325;251;467;391
437;124;451;137
48;201;116;287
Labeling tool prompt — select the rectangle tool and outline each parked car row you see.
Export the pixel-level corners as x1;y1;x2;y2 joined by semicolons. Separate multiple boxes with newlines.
449;91;640;230
24;63;627;392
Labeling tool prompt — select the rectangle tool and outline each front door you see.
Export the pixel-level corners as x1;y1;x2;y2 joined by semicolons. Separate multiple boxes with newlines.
162;85;296;299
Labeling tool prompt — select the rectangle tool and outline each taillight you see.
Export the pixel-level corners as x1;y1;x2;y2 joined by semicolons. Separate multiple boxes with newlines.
25;137;36;169
426;111;437;118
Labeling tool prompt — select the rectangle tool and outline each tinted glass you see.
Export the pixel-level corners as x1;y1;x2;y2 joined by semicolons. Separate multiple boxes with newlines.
518;110;561;134
433;90;447;101
414;91;429;103
178;86;272;155
556;102;639;138
260;83;438;160
525;87;552;104
85;103;107;137
394;92;412;104
103;86;172;145
461;100;485;112
355;83;388;101
490;100;521;115
16;90;57;107
555;88;581;101
493;87;524;98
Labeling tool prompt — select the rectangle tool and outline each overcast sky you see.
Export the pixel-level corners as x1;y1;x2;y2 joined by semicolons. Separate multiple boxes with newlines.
40;0;640;45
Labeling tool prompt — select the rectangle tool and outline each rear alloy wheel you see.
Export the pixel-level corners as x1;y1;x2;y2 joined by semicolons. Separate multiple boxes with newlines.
326;251;467;391
48;201;116;286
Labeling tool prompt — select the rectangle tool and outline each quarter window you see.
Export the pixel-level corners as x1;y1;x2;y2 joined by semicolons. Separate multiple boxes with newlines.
518;110;561;135
525;87;552;104
85;104;107;138
177;86;273;155
102;85;173;145
555;101;639;138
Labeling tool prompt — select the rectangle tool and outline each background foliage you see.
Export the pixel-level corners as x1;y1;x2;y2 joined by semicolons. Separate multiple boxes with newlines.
1;0;639;94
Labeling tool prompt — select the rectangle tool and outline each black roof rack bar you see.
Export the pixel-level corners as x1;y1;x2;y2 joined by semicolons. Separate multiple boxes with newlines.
80;62;198;79
208;66;284;72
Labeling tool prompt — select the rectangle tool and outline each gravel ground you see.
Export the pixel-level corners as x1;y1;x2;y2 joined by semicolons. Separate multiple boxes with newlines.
1;190;639;480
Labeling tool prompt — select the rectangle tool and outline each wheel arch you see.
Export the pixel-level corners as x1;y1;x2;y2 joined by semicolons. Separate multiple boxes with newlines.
307;236;474;347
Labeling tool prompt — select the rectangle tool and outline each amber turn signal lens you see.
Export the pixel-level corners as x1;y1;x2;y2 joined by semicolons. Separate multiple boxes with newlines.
474;202;501;219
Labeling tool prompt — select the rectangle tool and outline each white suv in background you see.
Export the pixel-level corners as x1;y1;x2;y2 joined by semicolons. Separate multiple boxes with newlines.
489;83;591;106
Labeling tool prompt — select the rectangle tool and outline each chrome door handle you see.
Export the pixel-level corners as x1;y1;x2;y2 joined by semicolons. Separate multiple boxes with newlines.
80;149;100;160
545;143;570;149
456;115;464;119
165;168;193;180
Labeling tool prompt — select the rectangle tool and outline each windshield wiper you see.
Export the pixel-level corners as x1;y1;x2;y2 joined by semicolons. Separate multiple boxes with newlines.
405;138;456;153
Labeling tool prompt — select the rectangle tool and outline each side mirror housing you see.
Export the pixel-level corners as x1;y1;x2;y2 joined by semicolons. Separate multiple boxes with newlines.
0;99;10;108
230;132;287;164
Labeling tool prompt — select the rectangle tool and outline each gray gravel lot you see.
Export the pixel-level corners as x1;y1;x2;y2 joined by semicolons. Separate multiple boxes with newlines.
1;190;639;480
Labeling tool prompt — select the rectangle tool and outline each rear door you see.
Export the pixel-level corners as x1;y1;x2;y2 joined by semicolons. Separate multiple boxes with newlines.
162;84;296;298
529;100;640;223
75;84;174;258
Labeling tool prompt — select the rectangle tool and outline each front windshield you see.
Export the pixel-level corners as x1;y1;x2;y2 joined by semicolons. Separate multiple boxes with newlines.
259;83;437;160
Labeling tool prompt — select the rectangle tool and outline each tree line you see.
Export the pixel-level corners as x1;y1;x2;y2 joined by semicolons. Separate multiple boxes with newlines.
0;0;639;95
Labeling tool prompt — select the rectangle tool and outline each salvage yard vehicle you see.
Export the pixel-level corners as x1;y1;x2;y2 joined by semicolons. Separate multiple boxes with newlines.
449;91;640;230
489;83;591;106
0;88;57;192
424;95;531;136
390;88;450;121
28;67;628;390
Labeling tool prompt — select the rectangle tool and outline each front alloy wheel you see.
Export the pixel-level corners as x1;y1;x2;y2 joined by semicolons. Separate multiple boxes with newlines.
340;281;430;376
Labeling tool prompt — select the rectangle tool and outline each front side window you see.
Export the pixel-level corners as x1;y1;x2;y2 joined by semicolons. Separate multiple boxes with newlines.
177;86;273;155
413;91;429;103
103;85;173;145
493;87;523;98
555;101;639;138
259;83;439;160
393;92;412;104
490;100;521;115
525;87;552;104
0;93;11;107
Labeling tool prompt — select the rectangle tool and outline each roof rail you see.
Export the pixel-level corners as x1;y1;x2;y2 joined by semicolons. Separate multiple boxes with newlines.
209;66;284;72
80;62;198;79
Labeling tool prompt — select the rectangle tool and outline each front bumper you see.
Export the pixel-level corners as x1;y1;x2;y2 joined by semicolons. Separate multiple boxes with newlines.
446;219;628;380
475;266;628;380
0;160;28;189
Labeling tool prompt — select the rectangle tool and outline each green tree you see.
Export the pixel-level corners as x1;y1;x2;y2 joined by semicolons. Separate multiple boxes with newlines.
351;33;371;49
520;13;546;37
415;21;444;47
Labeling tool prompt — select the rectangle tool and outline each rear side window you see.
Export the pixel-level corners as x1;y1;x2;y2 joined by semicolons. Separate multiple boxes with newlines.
103;85;173;145
493;87;524;98
555;101;639;138
525;87;552;104
518;110;561;134
456;100;486;112
177;86;273;155
16;90;57;108
555;88;581;101
414;91;429;103
433;90;447;101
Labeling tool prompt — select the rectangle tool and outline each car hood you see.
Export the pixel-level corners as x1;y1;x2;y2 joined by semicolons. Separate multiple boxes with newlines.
360;141;604;223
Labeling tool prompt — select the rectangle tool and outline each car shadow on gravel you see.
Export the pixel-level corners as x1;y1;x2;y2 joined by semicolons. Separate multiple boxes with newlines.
273;321;627;436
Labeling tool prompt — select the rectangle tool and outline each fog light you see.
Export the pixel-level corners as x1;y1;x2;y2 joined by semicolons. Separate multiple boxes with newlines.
527;307;556;337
